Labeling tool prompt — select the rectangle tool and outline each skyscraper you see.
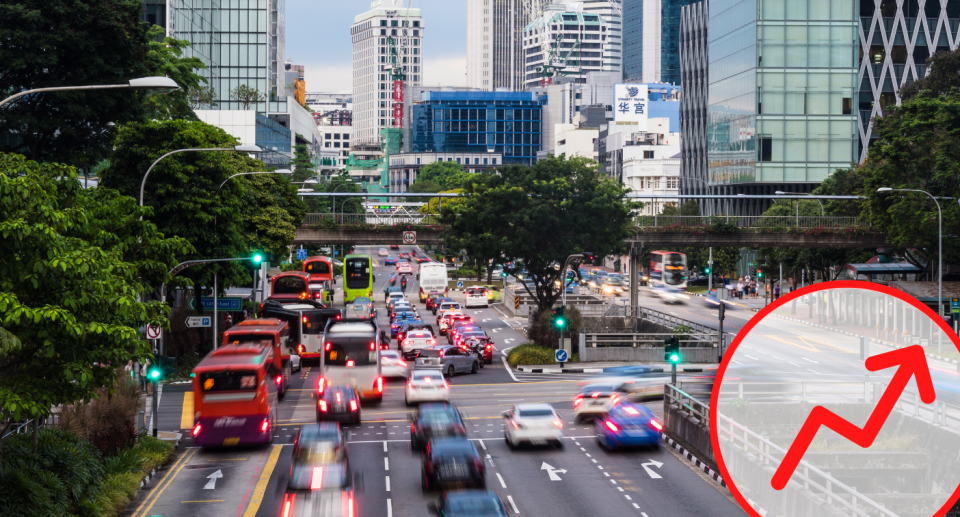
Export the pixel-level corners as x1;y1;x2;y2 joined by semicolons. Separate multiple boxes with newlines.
466;0;533;91
660;0;700;84
678;0;708;208
522;3;610;88
351;0;424;146
579;0;624;75
622;0;643;80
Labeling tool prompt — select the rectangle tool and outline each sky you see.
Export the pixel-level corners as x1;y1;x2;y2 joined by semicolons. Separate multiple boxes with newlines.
284;0;467;95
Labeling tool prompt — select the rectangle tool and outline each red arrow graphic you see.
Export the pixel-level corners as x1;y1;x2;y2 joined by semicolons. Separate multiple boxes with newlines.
771;345;936;490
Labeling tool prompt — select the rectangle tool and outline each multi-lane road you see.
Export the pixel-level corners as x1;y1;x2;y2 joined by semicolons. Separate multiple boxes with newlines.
127;245;747;517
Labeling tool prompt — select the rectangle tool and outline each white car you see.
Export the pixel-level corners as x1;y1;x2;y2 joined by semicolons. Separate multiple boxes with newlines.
380;350;409;378
289;353;301;372
436;305;462;324
464;286;489;308
405;369;450;406
378;248;389;257
573;383;627;421
400;330;438;360
502;403;564;449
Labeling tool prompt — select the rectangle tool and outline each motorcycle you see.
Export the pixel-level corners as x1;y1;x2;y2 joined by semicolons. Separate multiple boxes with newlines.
389;273;397;286
401;277;408;291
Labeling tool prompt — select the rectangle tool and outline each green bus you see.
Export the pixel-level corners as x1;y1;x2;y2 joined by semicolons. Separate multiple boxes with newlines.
342;254;374;304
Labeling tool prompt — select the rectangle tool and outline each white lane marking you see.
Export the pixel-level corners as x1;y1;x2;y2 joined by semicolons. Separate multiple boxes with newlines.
789;362;801;367
731;359;742;365
387;499;393;517
745;355;760;361
541;462;567;481
807;368;822;375
496;472;507;488
384;457;389;471
770;355;783;360
385;475;391;491
624;495;631;500
803;357;820;364
383;441;388;452
478;439;487;451
501;355;520;382
203;469;223;489
507;495;520;514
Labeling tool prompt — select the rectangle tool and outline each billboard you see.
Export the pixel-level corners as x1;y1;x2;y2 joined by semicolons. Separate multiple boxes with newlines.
614;84;649;128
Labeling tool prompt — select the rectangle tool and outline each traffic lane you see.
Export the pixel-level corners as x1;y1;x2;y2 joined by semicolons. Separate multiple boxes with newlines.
344;440;391;517
580;436;747;517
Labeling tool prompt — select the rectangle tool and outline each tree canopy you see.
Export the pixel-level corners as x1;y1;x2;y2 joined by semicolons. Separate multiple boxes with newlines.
141;24;208;121
446;156;638;311
415;161;470;190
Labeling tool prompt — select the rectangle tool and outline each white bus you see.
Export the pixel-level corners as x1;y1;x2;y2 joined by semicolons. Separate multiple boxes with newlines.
418;262;449;302
320;319;383;403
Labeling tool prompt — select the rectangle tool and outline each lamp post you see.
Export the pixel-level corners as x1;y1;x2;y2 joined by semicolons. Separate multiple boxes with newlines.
0;76;179;109
879;187;943;351
218;169;292;190
775;190;824;225
331;180;355;221
139;144;263;207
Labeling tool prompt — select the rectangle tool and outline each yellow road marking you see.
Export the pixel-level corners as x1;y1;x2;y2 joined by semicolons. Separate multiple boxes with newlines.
180;391;194;429
182;500;226;503
241;444;284;517
132;447;198;517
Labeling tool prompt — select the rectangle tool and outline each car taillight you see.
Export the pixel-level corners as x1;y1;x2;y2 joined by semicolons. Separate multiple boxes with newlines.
335;314;341;320
442;380;449;389
403;339;412;346
510;420;522;429
302;316;308;323
298;344;305;354
485;344;492;351
318;377;326;393
428;339;436;345
346;360;355;367
348;497;354;517
605;420;619;433
439;350;444;358
574;396;583;407
275;375;282;384
192;423;201;436
319;400;328;412
325;342;332;351
375;376;383;393
281;493;296;517
261;419;269;432
369;341;376;350
407;381;414;389
650;419;663;431
350;400;358;411
336;392;341;403
553;419;564;429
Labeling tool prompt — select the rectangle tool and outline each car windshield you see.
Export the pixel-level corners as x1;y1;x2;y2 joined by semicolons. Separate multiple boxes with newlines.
419;411;458;424
446;496;507;515
518;408;555;418
418;348;443;357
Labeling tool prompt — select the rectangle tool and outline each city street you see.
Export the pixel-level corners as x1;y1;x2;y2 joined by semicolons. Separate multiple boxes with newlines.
127;245;746;517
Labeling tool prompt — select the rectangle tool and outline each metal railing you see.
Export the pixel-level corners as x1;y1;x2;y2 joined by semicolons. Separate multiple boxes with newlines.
632;215;869;229
1;414;57;441
583;332;718;348
665;384;711;428
641;306;717;335
304;213;443;226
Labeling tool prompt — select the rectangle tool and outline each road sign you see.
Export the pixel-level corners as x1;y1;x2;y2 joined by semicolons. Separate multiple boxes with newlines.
189;297;243;311
457;281;464;288
186;316;211;328
540;462;566;481
952;298;959;313
555;349;568;362
145;325;162;340
514;296;520;310
296;248;307;260
402;231;417;244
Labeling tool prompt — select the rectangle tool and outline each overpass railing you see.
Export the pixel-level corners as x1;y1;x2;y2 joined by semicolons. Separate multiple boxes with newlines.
304;213;443;226
633;215;869;229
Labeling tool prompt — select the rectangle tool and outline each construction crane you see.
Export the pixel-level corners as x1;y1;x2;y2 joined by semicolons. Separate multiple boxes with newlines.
537;34;582;86
386;36;406;128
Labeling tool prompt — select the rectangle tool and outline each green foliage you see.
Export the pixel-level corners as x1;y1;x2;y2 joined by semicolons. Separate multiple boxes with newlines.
899;47;960;101
448;156;638;311
415;161;470;190
419;189;466;215
660;200;701;216
0;153;187;425
230;84;266;110
141;24;207;121
58;372;142;456
135;434;175;473
188;86;218;110
238;170;306;260
0;0;153;165
506;343;557;366
290;143;315;183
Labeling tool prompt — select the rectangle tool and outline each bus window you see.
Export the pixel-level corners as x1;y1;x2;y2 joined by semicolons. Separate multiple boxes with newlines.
305;261;330;275
273;276;307;294
325;337;378;366
200;370;260;392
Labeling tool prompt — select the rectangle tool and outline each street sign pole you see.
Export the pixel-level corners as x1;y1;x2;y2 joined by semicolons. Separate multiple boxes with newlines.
213;273;218;350
151;377;158;438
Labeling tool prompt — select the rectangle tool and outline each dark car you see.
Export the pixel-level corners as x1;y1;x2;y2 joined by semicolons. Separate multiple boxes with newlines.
425;291;445;311
385;256;398;266
391;244;400;249
432;296;455;315
409;402;467;450
428;490;509;517
318;384;362;424
398;321;435;343
687;275;729;287
421;437;485;491
391;315;420;338
448;324;482;345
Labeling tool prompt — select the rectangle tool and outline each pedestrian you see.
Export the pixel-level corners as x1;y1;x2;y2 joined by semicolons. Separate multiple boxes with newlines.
124;360;133;378
241;308;249;322
139;358;150;392
774;284;781;300
225;313;233;327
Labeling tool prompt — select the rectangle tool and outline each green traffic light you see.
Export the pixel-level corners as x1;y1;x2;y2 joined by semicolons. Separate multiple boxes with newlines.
669;353;679;363
555;318;566;328
252;254;263;263
149;369;160;380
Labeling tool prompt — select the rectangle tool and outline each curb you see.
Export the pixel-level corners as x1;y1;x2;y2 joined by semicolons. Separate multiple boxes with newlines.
516;366;605;373
771;312;959;366
660;433;726;488
138;433;183;490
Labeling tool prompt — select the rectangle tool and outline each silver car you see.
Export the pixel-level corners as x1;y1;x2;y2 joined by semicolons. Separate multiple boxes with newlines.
415;345;480;377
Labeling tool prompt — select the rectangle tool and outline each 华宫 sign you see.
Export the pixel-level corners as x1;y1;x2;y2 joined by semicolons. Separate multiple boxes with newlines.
613;84;649;129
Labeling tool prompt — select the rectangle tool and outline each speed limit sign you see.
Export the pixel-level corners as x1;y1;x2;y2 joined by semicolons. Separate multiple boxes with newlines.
403;231;417;244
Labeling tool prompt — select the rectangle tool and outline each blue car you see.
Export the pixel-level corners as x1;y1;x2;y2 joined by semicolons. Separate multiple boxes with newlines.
384;256;397;266
594;401;662;450
390;315;419;338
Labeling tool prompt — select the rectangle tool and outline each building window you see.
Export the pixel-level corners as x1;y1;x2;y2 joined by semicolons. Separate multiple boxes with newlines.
417;158;421;164
760;137;772;161
334;134;340;140
483;158;488;165
643;151;654;159
492;158;497;165
334;142;340;148
457;158;461;164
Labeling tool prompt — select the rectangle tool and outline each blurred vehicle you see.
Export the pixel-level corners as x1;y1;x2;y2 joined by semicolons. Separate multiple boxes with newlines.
573;383;629;422
702;289;735;309
687;274;729;287
307;279;335;305
581;273;599;287
384;256;398;266
401;329;438;360
594;401;662;450
427;490;510;517
602;365;664;376
425;291;446;311
416;256;430;263
390;315;420;338
649;250;687;291
317;383;362;424
421;437;485;491
321;319;384;404
378;248;389;257
409;402;465;446
454;330;487;349
379;350;410;378
398;321;434;343
386;295;409;313
464;336;494;364
440;313;472;335
447;321;480;345
415;345;480;377
290;353;301;373
390;244;400;249
389;273;398;286
502;403;564;449
513;270;529;281
405;369;450;406
419;263;449;302
398;262;414;275
266;271;312;305
464;286;489;308
479;285;502;302
342;255;374;304
637;272;649;286
282;422;354;517
384;286;403;302
390;300;417;318
399;252;409;259
346;298;375;320
435;300;461;317
658;286;690;304
601;275;624;295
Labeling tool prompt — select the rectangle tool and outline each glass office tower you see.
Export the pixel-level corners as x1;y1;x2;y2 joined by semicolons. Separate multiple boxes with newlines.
706;0;858;215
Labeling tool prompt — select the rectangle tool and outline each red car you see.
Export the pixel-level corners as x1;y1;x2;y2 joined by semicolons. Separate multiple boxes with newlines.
399;252;408;259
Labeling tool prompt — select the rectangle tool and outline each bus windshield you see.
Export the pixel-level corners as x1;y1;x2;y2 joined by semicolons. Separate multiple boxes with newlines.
224;335;275;347
200;370;260;392
325;337;378;366
273;276;307;294
345;258;371;289
305;261;330;275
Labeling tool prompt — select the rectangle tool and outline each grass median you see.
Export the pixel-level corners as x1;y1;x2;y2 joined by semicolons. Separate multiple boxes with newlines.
506;343;579;367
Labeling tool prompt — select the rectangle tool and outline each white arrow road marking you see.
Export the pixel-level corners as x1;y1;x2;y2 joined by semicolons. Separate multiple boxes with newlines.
493;329;500;333
483;318;492;322
641;460;663;479
504;339;516;344
541;462;567;481
204;469;223;489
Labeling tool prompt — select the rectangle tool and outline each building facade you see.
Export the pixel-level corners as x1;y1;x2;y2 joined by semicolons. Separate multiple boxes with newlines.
522;4;611;88
466;0;533;91
319;126;354;169
388;152;504;194
605;118;681;214
410;91;544;165
679;0;709;208
579;0;624;76
351;0;424;146
660;0;702;84
623;0;643;80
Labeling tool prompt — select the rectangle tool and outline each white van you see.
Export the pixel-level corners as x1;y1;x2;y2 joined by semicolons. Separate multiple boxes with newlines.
418;262;448;302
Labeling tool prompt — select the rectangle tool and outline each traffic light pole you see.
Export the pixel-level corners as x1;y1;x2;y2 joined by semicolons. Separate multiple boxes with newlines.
152;377;159;438
671;362;677;386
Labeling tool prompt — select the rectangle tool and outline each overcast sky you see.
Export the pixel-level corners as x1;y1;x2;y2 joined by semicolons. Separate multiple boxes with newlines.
285;0;467;94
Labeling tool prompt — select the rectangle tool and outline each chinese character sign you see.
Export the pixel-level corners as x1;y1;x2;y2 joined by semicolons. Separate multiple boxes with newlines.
614;84;649;128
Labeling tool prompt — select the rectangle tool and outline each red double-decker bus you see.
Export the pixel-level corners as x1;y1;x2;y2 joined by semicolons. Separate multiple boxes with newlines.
223;319;292;397
191;340;279;447
303;256;335;304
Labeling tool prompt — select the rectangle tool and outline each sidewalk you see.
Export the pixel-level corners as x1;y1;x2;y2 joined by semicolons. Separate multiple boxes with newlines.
515;361;715;374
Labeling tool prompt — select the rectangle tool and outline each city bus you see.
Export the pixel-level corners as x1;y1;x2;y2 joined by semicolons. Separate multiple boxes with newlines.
223;319;292;398
648;251;688;291
261;299;343;362
268;271;311;304
303;256;335;304
320;319;383;403
191;339;279;447
342;254;374;304
418;262;448;302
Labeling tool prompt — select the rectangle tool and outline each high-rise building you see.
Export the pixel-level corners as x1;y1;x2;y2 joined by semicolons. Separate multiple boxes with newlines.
660;0;701;84
579;0;624;75
679;0;708;208
641;0;661;83
351;0;424;146
522;3;610;88
466;0;533;91
622;0;643;80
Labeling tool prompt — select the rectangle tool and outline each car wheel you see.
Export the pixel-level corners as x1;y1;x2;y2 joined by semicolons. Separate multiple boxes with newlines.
471;361;478;374
355;412;362;425
554;440;564;450
597;436;607;450
447;365;455;378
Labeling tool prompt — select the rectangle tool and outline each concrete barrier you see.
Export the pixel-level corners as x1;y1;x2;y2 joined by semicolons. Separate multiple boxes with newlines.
583;346;718;362
664;395;714;463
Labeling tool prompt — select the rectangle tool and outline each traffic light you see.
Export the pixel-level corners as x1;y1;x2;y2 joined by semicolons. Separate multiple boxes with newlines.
147;365;162;381
251;253;264;265
502;271;508;278
757;268;763;279
664;336;680;363
582;252;596;265
704;265;711;275
552;306;566;329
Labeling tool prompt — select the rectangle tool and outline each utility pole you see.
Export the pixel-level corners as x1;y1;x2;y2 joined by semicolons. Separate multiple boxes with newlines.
708;247;713;293
718;302;726;359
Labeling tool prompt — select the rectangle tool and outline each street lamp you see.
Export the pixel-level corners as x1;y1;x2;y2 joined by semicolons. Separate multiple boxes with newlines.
775;191;824;225
139;144;263;207
218;169;292;190
0;76;180;108
878;187;943;343
331;180;355;220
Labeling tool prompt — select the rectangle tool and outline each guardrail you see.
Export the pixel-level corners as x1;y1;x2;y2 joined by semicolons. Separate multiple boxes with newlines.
303;213;442;225
665;384;711;428
633;215;869;229
584;332;718;348
1;415;56;441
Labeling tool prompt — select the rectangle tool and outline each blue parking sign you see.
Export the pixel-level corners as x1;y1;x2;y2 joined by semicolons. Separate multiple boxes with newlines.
555;349;568;362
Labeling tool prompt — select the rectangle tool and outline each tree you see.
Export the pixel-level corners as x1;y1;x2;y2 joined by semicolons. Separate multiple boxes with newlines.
447;156;638;311
142;24;207;121
899;47;960;101
290;142;315;183
415;161;470;190
189;86;218;110
0;152;188;451
405;179;442;203
321;173;364;216
660;200;701;216
419;189;466;215
236;163;307;260
0;0;153;166
230;85;266;110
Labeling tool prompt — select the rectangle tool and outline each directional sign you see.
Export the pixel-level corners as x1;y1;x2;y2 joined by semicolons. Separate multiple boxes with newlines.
457;281;464;289
204;469;223;489
189;297;243;311
403;231;417;244
641;460;663;479
541;462;567;481
953;298;959;313
296;248;308;260
186;316;211;328
145;325;162;340
555;349;568;362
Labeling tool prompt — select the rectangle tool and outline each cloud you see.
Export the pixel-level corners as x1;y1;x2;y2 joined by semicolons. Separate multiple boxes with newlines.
422;56;468;87
303;62;354;94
